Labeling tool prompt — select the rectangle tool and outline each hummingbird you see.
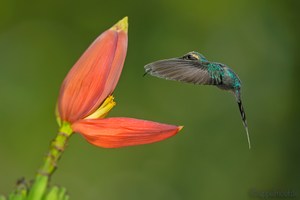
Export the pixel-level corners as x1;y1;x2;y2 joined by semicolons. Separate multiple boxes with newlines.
144;51;251;149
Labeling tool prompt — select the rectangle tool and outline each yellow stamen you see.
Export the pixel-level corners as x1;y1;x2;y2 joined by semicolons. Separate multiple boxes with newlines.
110;16;128;33
85;95;116;119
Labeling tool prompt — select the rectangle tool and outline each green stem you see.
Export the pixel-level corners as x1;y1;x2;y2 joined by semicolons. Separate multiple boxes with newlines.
27;122;73;200
38;122;73;176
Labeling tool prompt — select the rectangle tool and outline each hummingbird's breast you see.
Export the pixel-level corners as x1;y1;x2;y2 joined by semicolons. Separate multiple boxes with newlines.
217;67;241;91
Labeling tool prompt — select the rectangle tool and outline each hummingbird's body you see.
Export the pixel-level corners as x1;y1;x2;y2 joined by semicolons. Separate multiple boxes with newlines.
144;51;251;148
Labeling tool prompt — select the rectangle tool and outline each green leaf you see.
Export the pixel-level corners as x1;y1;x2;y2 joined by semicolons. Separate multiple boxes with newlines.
27;176;48;200
57;187;67;200
8;193;22;200
0;195;6;200
7;178;28;200
43;186;59;200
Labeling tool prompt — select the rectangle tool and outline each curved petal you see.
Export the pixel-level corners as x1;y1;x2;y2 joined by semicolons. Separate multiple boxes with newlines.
58;17;128;123
72;117;183;148
96;28;128;105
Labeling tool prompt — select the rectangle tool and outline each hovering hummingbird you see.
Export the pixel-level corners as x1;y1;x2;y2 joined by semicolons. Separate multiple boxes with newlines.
144;51;251;149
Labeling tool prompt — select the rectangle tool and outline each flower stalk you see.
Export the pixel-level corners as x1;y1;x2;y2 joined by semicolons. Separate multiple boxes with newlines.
28;122;73;200
38;122;73;177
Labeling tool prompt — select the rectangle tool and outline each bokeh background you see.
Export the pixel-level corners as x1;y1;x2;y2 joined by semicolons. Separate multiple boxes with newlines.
0;0;299;199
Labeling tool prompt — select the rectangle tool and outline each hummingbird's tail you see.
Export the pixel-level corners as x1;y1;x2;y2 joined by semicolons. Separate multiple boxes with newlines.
237;99;251;149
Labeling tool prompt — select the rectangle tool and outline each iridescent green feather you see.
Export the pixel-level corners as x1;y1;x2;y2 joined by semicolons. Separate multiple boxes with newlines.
207;63;224;84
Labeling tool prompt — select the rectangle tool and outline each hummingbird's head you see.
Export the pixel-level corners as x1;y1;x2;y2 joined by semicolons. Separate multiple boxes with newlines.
181;51;208;62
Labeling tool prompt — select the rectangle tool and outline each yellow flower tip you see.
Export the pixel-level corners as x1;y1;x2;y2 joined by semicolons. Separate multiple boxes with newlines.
111;16;128;33
178;126;184;132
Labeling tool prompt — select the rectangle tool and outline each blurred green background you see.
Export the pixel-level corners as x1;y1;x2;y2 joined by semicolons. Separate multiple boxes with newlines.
0;0;299;199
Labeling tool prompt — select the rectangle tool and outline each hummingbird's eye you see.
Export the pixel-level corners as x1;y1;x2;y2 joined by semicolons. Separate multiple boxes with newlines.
182;53;199;60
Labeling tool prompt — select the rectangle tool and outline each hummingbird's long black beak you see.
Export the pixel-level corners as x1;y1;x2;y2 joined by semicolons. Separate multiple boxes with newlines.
237;100;251;149
143;68;151;77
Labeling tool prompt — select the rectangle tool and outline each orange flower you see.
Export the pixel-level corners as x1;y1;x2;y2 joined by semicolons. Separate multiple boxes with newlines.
56;17;182;148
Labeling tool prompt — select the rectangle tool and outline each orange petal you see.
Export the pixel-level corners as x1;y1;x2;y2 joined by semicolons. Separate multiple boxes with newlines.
57;18;128;123
72;117;183;148
96;28;128;105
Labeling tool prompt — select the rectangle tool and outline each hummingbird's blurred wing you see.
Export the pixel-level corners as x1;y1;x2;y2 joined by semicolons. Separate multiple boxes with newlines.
144;58;212;85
